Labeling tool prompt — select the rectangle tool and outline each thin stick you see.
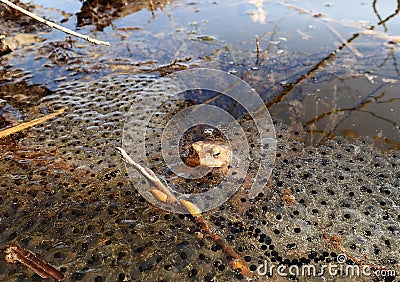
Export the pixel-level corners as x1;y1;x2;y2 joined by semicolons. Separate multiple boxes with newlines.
0;108;66;138
0;0;110;46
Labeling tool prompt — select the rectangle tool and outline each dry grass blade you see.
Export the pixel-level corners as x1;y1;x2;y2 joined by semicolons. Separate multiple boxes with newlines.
0;108;66;138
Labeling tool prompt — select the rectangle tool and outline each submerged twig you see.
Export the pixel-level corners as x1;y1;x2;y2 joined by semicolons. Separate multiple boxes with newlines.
0;0;110;46
0;108;66;138
116;147;253;277
5;243;64;281
265;33;359;108
320;223;390;271
181;199;254;277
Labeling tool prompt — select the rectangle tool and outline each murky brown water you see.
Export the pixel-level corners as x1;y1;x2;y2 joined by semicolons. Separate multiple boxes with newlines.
0;0;399;281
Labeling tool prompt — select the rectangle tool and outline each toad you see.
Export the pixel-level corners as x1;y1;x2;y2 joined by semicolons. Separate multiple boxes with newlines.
181;140;231;175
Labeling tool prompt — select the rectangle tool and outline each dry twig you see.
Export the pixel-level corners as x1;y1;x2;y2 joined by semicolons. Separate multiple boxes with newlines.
0;0;110;46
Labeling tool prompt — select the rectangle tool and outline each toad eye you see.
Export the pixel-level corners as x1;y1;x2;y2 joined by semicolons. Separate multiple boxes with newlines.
212;148;221;158
189;147;196;156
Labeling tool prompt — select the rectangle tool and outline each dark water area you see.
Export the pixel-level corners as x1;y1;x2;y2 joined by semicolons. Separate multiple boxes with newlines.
0;1;399;281
1;0;400;147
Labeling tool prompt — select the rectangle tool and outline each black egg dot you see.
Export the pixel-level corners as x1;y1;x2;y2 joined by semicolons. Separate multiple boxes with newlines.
294;227;301;233
308;252;317;259
250;264;257;271
235;273;244;279
286;243;296;249
273;229;280;235
344;213;351;219
180;252;187;259
244;256;251;262
118;273;126;281
188;269;198;277
72;272;85;280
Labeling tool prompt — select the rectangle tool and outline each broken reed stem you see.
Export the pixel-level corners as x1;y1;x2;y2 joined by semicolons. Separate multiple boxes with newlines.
255;35;260;63
116;147;180;207
117;147;253;277
149;0;155;17
5;243;64;281
0;108;66;138
0;0;110;46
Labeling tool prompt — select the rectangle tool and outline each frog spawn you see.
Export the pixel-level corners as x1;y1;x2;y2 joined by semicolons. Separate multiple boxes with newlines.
0;75;399;281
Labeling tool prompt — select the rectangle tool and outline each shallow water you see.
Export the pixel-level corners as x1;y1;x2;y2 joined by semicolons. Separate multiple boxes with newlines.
0;0;399;281
1;0;399;147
